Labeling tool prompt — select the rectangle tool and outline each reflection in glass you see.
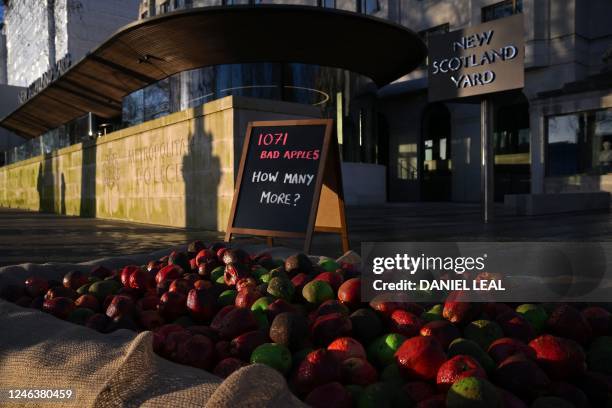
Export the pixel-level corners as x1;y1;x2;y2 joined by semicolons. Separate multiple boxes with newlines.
120;62;377;165
547;108;612;176
482;0;523;22
144;78;170;122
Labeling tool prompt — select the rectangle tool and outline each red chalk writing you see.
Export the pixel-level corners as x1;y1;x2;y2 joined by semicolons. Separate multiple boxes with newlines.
259;150;320;160
257;132;288;146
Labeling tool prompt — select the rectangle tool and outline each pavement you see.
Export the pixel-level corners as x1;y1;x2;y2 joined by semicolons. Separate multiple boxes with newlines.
1;203;611;266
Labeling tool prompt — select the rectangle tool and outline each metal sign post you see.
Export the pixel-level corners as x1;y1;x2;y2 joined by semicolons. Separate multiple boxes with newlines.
427;14;524;223
481;98;495;222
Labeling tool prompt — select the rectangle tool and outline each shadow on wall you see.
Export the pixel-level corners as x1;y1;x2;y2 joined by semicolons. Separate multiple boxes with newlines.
60;173;66;215
80;140;97;218
182;106;222;231
36;156;55;213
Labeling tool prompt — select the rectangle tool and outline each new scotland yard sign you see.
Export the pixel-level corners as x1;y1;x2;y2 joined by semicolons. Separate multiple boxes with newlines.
428;14;524;102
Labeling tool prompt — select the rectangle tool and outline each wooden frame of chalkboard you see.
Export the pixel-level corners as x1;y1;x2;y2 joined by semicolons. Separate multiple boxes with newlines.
225;119;349;254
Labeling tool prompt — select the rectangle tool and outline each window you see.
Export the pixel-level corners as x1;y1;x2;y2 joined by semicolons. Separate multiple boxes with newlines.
357;0;379;15
547;108;612;176
482;0;523;22
318;0;335;8
173;0;180;9
419;23;450;67
494;103;530;156
159;1;170;13
222;0;236;5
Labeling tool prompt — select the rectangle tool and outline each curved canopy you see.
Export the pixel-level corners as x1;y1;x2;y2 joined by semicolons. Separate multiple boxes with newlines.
1;5;427;138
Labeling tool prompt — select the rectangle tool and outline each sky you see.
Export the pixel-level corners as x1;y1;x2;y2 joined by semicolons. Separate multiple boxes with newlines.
0;4;3;24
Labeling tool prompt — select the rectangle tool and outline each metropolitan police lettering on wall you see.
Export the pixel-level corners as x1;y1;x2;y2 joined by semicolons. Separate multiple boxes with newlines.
428;14;524;102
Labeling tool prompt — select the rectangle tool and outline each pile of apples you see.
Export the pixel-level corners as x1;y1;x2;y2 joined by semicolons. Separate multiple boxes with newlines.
2;240;612;408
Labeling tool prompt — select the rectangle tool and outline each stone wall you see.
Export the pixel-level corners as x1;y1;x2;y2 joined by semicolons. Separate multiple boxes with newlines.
67;0;139;65
4;0;50;87
0;96;319;230
4;0;138;87
0;30;7;85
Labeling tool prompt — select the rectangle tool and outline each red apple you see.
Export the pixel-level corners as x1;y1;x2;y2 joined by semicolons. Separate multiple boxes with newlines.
496;311;535;343
327;337;366;361
291;273;312;294
138;310;165;330
168;278;193;294
162;330;191;360
402;382;436;404
311;313;352;346
137;294;159;311
230;330;269;360
24;276;49;297
340;357;377;386
62;270;89;291
186;288;215;322
175;334;215;370
390;309;424;337
305;382;352;408
105;295;135;319
213;357;246;378
235;287;263;309
85;313;111;333
268;299;297;321
75;294;100;312
488;337;535;363
529;334;586;380
581;306;610;336
236;277;257;292
436;355;487;392
337;278;361;308
395;336;446;381
293;348;342;396
314;271;344;292
45;286;77;300
419;320;461;350
155;264;183;285
195;248;216;265
224;263;250;286
215;340;232;361
43;297;75;320
443;291;481;324
120;265;140;287
157;291;187;321
546;304;592;345
215;307;258;340
494;353;550;399
129;268;155;292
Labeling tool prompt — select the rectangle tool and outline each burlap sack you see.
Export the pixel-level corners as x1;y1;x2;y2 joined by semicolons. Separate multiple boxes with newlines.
0;247;309;408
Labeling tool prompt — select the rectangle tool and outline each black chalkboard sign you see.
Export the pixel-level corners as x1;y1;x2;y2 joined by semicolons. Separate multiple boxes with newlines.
225;119;348;253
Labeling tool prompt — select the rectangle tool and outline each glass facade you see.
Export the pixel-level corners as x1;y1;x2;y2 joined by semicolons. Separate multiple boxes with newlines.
1;2;386;168
482;0;523;22
358;0;380;15
494;102;530;199
547;108;612;176
1;113;115;166
121;62;377;163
